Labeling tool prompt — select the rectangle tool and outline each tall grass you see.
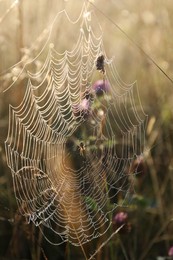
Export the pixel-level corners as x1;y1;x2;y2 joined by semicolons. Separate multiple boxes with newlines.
0;0;173;259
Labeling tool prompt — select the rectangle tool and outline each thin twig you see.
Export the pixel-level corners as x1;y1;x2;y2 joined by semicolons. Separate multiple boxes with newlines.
87;0;173;85
139;218;173;260
40;247;48;260
119;236;129;260
88;225;125;260
0;0;18;24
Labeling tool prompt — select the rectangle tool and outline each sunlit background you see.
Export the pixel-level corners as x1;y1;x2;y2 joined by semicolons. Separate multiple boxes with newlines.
0;0;173;259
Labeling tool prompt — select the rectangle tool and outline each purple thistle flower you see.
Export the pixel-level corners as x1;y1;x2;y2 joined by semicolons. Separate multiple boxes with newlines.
113;212;128;225
73;96;91;119
168;246;173;257
112;211;131;233
93;80;110;96
79;98;90;111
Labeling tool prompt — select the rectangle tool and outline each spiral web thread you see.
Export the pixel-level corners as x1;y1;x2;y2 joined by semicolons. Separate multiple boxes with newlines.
5;3;148;246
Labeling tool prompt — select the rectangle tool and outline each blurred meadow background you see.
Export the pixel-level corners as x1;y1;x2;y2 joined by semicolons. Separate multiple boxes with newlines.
0;0;173;259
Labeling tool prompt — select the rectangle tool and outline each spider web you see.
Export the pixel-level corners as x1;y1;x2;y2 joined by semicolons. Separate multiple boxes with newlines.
5;2;148;246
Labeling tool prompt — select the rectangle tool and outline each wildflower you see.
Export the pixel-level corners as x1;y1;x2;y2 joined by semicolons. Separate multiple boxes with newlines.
93;80;110;96
73;98;90;120
113;212;128;225
168;246;173;257
113;211;131;233
79;98;90;112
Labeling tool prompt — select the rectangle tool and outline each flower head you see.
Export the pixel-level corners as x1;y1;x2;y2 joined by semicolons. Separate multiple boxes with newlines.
93;80;110;96
168;246;173;257
73;91;92;120
112;211;131;233
113;212;128;225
